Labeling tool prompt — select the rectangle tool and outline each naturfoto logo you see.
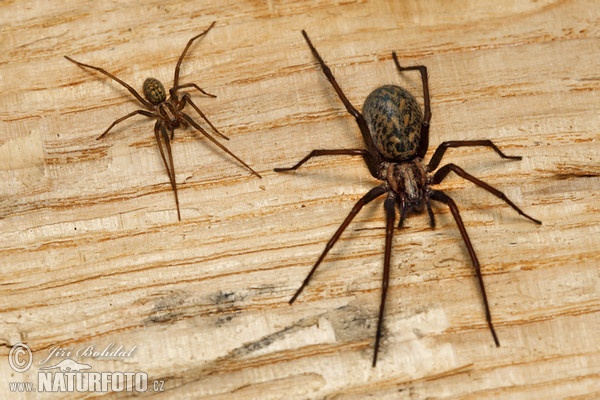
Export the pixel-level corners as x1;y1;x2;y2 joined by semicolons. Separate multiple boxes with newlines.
8;342;164;394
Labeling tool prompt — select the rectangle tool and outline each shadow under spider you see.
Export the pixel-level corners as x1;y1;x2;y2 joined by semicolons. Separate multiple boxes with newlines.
65;21;261;220
276;30;542;366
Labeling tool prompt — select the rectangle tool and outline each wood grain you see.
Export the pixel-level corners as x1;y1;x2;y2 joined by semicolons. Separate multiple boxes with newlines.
1;0;599;398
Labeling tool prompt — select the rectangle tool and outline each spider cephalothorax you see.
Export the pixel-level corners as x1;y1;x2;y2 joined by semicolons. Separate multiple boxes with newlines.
276;30;541;366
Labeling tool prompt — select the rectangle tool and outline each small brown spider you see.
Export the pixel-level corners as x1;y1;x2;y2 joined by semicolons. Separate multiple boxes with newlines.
275;31;542;366
65;21;261;220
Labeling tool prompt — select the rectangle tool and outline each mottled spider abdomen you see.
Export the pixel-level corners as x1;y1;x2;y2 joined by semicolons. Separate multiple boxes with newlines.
143;78;167;104
362;85;423;161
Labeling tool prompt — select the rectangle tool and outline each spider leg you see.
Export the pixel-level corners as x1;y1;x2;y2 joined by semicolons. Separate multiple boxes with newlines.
173;21;216;88
289;185;388;304
431;163;541;224
373;191;397;367
154;123;181;220
395;192;408;228
428;140;522;172
392;54;430;158
274;149;368;172
96;110;156;140
392;54;431;125
181;113;262;178
179;93;229;140
426;197;436;228
171;83;216;98
64;56;153;109
301;31;380;159
301;31;360;119
429;190;500;346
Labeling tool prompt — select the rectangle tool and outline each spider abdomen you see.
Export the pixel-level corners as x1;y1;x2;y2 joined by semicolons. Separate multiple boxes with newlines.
143;78;167;104
363;85;423;161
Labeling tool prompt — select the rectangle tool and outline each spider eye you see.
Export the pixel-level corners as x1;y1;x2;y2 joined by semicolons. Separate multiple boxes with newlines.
143;78;166;104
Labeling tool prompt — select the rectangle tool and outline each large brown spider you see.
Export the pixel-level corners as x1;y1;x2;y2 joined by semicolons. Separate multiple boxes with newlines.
65;21;260;220
275;31;542;366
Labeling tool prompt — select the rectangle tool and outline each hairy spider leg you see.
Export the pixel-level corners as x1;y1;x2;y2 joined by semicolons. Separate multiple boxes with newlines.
96;110;157;140
395;192;408;228
172;82;217;98
170;23;230;142
289;185;388;304
173;21;216;88
431;163;542;224
154;123;181;220
179;92;229;141
427;162;541;346
301;31;381;167
274;149;368;172
64;56;153;109
429;190;500;345
428;140;523;172
373;192;397;367
181;114;261;178
392;53;431;159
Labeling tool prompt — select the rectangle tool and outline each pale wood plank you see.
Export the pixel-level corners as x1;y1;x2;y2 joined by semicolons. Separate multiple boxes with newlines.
1;0;599;398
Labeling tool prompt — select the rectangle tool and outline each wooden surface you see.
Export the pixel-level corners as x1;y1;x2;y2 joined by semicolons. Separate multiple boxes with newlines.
1;0;599;398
